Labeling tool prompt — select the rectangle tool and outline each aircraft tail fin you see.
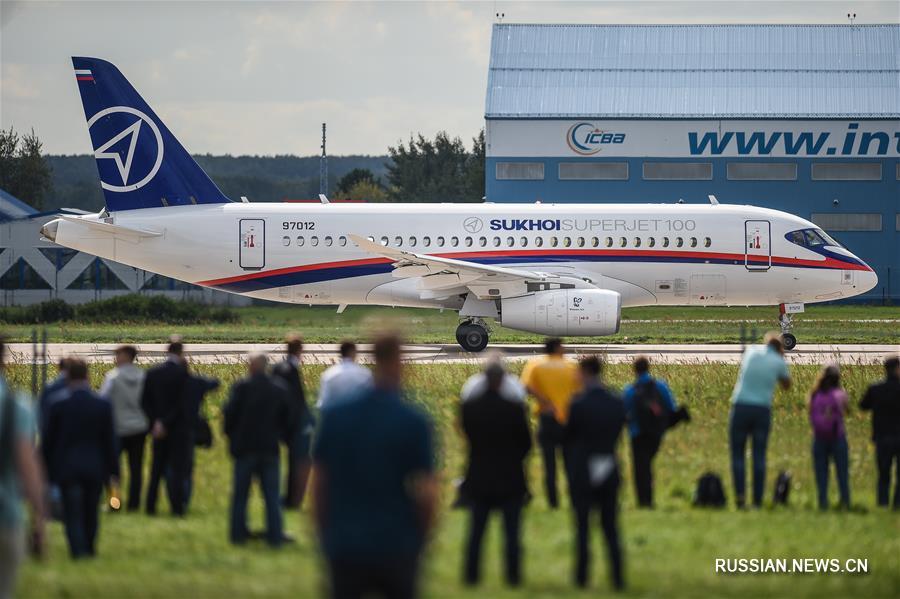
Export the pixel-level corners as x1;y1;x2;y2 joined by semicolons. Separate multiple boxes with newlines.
71;57;231;211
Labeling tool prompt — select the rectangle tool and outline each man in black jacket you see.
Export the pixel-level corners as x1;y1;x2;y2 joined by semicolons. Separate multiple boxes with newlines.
564;356;626;591
224;353;292;546
460;358;531;587
168;364;220;515
42;359;118;558
271;335;311;509
141;339;189;516
860;355;900;508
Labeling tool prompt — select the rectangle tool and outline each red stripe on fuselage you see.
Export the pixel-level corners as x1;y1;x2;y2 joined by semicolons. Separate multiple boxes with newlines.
198;257;392;287
196;248;868;287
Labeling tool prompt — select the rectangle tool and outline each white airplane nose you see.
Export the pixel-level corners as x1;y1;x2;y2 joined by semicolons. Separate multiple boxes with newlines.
858;266;878;294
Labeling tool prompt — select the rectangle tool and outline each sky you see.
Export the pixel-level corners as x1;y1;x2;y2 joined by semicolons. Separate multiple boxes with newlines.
1;0;898;156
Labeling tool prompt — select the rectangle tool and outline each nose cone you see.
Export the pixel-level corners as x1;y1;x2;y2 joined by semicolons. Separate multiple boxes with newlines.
858;264;878;294
40;219;60;242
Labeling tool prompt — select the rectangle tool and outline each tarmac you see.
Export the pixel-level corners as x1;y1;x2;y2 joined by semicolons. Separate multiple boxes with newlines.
7;342;899;366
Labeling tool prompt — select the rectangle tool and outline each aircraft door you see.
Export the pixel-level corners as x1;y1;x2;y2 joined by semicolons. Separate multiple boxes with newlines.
239;219;265;270
744;220;771;271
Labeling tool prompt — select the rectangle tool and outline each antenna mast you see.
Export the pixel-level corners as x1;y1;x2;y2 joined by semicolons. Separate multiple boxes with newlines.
319;123;328;196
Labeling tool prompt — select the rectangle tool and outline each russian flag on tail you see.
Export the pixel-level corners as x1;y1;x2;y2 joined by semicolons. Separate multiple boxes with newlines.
75;69;93;82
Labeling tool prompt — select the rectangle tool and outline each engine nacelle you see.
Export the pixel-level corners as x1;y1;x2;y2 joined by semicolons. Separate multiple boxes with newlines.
500;289;621;336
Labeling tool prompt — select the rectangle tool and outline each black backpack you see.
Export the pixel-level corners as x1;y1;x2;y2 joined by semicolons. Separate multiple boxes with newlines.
633;380;669;438
693;472;726;508
773;471;792;505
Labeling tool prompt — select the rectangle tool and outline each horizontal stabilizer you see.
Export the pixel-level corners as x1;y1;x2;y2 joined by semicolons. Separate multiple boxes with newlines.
58;215;162;242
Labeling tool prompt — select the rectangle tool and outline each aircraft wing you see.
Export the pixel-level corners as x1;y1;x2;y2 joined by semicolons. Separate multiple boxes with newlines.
350;234;593;299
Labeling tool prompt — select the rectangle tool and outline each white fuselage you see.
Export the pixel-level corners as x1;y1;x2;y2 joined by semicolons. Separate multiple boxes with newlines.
47;202;877;316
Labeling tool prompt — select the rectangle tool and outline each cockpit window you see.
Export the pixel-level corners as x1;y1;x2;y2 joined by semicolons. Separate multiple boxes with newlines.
786;228;844;249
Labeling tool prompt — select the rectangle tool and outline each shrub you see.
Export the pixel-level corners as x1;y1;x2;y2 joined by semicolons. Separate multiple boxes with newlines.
0;295;237;325
27;299;76;323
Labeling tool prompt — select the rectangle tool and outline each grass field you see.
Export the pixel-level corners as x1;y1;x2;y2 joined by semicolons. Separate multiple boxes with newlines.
12;361;900;598
3;304;900;344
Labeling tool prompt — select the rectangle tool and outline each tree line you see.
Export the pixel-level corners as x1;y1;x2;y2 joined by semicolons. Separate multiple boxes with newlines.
1;127;486;213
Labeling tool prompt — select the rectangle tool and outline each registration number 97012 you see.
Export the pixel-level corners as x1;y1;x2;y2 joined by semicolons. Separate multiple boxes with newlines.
282;221;315;230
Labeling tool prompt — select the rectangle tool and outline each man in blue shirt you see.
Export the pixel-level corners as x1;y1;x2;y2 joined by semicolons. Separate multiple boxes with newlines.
312;334;438;599
730;333;791;508
0;342;46;597
622;356;678;508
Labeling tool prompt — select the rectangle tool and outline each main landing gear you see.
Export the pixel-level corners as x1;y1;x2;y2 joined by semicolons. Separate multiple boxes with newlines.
456;318;490;353
778;303;802;351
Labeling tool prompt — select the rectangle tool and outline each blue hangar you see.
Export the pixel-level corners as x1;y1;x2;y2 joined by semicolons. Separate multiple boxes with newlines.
484;24;900;301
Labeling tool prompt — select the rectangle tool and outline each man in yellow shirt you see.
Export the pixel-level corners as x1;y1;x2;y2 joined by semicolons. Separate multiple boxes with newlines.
520;338;581;508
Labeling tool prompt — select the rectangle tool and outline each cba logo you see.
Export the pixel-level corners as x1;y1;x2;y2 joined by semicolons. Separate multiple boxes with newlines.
573;296;583;308
566;122;626;156
463;217;483;234
87;106;164;192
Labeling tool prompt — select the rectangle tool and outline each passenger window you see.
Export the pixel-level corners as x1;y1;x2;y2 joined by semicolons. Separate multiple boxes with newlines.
648;237;656;248
520;236;528;247
550;237;559;247
465;237;473;247
451;236;459;247
591;237;599;248
311;236;320;247
676;237;684;248
394;236;403;246
297;236;305;247
535;237;544;247
493;236;501;247
506;236;514;247
563;237;572;247
619;237;627;248
409;236;417;246
339;236;347;247
437;236;445;247
663;237;670;248
282;236;290;247
325;236;333;247
423;236;431;247
577;237;585;248
605;237;613;248
690;237;698;248
380;236;389;246
479;236;487;247
634;237;642;248
704;237;711;248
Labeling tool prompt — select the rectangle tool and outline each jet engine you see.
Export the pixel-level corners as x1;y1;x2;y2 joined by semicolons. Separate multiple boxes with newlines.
500;288;621;336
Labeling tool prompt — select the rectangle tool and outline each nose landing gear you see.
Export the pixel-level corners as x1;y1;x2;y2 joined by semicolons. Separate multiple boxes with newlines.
456;318;490;353
778;303;803;351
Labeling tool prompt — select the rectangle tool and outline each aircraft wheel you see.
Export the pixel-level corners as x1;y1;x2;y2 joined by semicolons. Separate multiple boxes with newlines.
781;333;797;351
457;323;489;353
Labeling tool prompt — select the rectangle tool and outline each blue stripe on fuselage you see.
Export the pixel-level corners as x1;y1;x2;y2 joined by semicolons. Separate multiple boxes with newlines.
206;252;839;293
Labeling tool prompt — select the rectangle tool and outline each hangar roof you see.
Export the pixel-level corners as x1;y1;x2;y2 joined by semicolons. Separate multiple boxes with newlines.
0;188;38;221
485;24;900;119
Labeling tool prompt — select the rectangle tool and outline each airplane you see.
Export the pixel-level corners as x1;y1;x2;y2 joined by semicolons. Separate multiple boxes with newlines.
42;57;878;352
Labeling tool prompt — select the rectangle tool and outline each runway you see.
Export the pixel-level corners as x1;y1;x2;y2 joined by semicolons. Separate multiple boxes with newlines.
7;342;898;365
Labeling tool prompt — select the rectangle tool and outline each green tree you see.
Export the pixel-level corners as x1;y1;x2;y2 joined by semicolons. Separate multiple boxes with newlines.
344;180;388;203
336;168;378;195
0;127;52;211
386;129;484;203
